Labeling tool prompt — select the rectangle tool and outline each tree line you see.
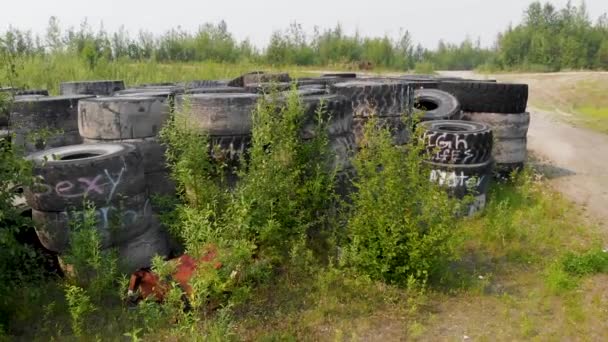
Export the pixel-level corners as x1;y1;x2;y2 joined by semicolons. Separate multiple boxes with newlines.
1;1;607;71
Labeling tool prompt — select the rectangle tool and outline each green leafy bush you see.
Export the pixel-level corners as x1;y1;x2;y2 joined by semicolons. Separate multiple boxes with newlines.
158;88;338;320
342;119;458;285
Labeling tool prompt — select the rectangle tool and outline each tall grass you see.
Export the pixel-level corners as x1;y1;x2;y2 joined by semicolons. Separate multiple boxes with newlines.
1;53;319;94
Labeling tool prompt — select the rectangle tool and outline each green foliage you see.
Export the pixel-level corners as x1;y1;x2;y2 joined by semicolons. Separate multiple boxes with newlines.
414;62;436;74
64;284;95;337
62;203;119;298
157;88;338;329
561;249;608;276
342;119;458;285
496;1;608;70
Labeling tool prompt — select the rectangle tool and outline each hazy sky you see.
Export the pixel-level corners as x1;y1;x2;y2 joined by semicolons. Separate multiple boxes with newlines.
1;0;606;49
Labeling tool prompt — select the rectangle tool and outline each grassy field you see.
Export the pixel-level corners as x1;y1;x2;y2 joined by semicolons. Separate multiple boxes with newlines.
494;72;608;134
0;54;333;94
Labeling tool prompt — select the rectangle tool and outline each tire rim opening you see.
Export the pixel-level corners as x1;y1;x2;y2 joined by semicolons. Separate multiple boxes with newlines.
59;152;103;160
437;125;467;132
415;100;439;111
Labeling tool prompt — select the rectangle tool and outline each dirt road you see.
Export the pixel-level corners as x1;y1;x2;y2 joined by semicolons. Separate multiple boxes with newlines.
440;71;608;227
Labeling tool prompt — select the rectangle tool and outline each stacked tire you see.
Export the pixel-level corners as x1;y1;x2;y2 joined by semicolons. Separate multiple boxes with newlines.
438;81;529;174
175;93;261;184
420;120;494;216
9;95;94;153
77;96;174;198
413;89;461;121
299;94;356;195
329;80;414;146
60;80;125;96
24;143;169;273
460;112;530;175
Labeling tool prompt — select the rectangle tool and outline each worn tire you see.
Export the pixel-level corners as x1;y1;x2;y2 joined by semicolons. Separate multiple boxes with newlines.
414;89;461;121
227;71;265;87
115;90;175;100
14;130;83;154
438;81;528;113
60;80;125;96
353;116;410;146
322;73;357;78
242;72;291;86
420;120;493;164
329;133;356;172
25;143;145;212
283;88;327;97
209;134;251;161
10;95;95;132
15;89;49;96
245;82;293;93
185;86;246;94
146;171;176;198
83;137;166;174
113;87;182;96
31;193;153;253
299;94;353;140
117;221;170;272
330;80;414;117
175;93;260;136
426;159;493;199
493;138;527;165
78;97;170;140
181;80;228;89
461;112;530;139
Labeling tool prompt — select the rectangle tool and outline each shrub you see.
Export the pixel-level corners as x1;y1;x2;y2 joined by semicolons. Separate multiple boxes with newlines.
342;119;458;285
158;88;338;318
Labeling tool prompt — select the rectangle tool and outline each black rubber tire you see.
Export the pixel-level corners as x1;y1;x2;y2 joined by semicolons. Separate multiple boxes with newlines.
242;73;291;86
494;162;525;179
145;171;176;198
493;138;527;165
180;79;228;89
113;87;182;96
460;112;530;139
25;143;145;212
322;73;357;78
420;120;493;164
227;71;265;87
83;137;167;174
438;81;528;113
244;82;293;93
299;94;353;139
115;91;175;100
10;95;95;132
353;116;410;146
78;96;170;140
60;80;125;96
425;159;493;199
0;129;10;146
14;130;83;154
32;192;153;253
185;86;246;94
414;89;461;121
294;78;328;86
329;133;356;172
283;88;327;97
330;80;414;117
15;89;49;96
116;220;170;273
175;93;260;136
209;134;251;161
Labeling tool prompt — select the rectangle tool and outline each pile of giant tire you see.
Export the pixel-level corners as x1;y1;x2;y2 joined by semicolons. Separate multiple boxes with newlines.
1;72;528;273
